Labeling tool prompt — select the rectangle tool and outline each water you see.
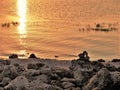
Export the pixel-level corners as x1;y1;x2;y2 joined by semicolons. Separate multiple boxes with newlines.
0;0;120;60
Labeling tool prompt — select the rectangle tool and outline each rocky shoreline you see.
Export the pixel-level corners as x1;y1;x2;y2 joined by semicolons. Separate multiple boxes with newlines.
0;51;120;90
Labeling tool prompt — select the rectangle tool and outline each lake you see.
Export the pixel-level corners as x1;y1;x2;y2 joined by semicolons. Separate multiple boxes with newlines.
0;0;120;60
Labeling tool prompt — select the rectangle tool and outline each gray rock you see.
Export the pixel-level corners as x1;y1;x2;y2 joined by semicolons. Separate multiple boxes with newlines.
83;68;113;90
23;69;41;81
2;65;19;80
0;77;11;87
64;87;81;90
27;63;45;70
62;82;75;89
4;76;29;90
0;87;4;90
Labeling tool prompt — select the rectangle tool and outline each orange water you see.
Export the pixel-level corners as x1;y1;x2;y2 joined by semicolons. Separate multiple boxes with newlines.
0;0;120;60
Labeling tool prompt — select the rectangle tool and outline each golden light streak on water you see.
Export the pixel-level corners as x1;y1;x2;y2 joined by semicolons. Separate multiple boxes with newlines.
17;0;27;34
17;0;27;57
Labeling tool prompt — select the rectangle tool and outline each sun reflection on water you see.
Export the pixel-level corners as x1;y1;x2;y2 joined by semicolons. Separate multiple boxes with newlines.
17;0;27;57
17;0;27;34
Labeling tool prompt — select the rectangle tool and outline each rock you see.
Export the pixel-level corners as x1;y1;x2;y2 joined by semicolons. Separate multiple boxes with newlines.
29;82;62;90
4;76;29;90
83;68;113;90
16;65;25;74
112;59;120;62
105;64;117;72
9;54;18;59
49;73;60;80
0;77;11;87
0;60;11;65
29;77;60;90
117;67;120;72
61;78;77;82
29;53;37;58
0;64;4;73
13;63;19;67
40;66;52;75
0;87;4;90
50;80;61;87
2;65;19;80
91;61;105;72
97;59;105;62
62;82;75;89
55;69;74;79
78;51;90;62
27;63;44;70
70;60;93;83
36;74;49;83
64;87;81;90
23;69;41;81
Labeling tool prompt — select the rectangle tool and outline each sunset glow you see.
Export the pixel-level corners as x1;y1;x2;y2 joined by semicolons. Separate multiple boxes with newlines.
17;0;27;34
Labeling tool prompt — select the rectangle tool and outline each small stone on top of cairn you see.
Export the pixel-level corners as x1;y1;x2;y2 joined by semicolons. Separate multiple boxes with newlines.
78;51;90;62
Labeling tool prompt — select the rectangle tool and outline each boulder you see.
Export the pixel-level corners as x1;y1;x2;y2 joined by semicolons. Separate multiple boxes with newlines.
83;68;113;90
4;76;29;90
2;65;19;80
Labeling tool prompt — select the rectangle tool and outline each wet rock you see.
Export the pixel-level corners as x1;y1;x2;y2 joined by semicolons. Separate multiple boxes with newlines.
9;54;18;59
4;76;29;90
29;53;37;58
27;63;45;70
83;68;113;90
